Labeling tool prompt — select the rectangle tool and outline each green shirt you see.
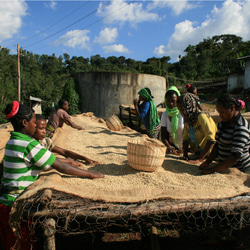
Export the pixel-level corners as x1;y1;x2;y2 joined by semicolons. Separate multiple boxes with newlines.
0;131;56;206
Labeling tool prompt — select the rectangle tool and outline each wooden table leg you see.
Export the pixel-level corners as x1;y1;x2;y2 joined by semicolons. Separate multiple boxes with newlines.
150;226;160;250
43;218;56;250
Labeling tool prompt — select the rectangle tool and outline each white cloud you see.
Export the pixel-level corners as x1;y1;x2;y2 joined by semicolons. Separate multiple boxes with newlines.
0;0;28;42
44;1;57;10
147;0;197;15
154;0;250;61
54;30;90;50
94;27;118;45
97;0;159;24
103;44;130;53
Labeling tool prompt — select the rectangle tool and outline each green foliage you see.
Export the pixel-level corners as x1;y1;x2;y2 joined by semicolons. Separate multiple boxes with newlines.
61;78;81;115
178;34;247;81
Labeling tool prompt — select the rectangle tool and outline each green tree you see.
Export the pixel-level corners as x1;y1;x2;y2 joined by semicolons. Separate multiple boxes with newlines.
90;54;106;71
61;77;81;115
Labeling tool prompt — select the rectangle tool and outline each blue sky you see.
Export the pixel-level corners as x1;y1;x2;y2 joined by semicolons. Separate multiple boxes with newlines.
0;0;250;63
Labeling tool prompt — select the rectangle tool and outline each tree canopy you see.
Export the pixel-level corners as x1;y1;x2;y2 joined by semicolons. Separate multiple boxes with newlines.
0;34;250;123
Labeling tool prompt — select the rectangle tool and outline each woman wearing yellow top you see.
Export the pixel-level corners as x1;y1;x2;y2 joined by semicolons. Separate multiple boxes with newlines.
177;93;217;163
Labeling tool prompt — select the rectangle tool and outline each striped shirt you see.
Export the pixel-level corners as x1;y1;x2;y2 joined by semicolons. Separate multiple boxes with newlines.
216;113;250;172
0;131;56;206
39;137;55;151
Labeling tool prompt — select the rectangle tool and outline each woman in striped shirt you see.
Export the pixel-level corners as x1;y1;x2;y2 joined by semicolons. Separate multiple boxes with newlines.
0;101;104;250
199;94;250;174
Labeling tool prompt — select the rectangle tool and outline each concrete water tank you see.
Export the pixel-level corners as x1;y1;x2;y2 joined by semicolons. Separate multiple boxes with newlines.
73;72;166;119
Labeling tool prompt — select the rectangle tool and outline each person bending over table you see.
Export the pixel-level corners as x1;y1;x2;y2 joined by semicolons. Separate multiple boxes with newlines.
35;114;100;166
199;94;250;175
46;99;85;138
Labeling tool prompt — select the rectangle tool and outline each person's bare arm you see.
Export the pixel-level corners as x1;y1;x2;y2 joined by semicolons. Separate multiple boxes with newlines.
187;141;215;164
199;141;215;160
50;159;104;179
161;127;177;153
201;155;237;175
133;98;140;116
52;146;100;165
56;157;82;167
199;143;218;170
64;117;85;130
181;140;190;161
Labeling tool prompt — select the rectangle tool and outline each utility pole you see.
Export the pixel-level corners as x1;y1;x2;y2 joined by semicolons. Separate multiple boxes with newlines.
17;43;21;102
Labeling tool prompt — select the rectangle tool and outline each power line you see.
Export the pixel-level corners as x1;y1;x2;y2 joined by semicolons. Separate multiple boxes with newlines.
22;1;91;46
30;1;133;53
24;1;110;49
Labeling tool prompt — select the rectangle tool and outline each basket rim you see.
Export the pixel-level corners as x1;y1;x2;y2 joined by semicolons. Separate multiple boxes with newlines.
127;139;166;148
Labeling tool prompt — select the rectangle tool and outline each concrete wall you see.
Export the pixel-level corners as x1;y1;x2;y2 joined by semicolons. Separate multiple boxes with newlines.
227;72;244;92
245;60;250;89
73;72;166;119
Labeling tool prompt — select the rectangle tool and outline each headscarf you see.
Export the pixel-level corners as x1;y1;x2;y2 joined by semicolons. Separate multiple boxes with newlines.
181;93;200;124
6;101;19;119
238;99;245;110
165;86;180;146
138;88;160;135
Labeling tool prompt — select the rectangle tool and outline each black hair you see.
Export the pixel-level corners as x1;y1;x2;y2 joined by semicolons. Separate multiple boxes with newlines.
35;114;45;121
145;88;154;98
165;90;178;99
58;99;68;109
216;94;241;110
186;84;196;94
5;102;34;131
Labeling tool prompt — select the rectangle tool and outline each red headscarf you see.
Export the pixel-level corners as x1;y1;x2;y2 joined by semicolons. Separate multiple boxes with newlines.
6;101;19;119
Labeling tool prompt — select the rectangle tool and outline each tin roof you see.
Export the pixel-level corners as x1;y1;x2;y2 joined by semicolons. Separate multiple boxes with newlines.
29;96;43;102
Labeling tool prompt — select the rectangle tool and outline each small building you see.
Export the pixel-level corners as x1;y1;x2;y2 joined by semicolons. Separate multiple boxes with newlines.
238;55;250;90
227;71;244;92
227;55;250;92
30;96;43;114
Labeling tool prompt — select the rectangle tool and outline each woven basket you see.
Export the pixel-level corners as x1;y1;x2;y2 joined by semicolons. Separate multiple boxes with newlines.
127;139;166;172
106;114;123;131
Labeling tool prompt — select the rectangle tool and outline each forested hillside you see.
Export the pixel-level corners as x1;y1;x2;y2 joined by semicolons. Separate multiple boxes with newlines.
0;34;250;123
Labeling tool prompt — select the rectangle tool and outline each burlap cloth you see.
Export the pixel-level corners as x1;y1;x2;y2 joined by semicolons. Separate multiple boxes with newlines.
1;113;250;204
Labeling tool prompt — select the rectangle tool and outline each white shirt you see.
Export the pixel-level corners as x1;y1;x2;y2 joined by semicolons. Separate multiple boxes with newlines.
160;111;184;147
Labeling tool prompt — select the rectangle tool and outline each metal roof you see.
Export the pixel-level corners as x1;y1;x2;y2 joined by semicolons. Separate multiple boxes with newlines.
29;96;43;102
